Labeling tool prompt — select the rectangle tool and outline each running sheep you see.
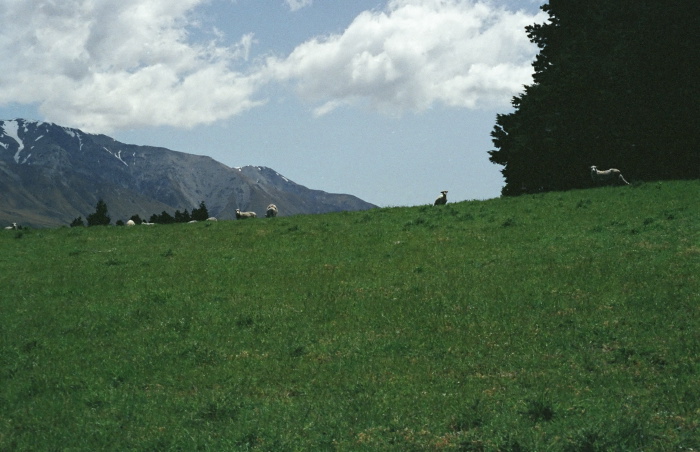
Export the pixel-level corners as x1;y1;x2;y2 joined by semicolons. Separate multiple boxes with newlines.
590;166;630;185
235;209;257;219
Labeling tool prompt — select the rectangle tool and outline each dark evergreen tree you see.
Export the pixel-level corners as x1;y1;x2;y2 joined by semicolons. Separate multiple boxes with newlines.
490;0;699;195
86;199;111;226
70;216;85;227
129;214;143;224
191;201;209;221
157;211;175;224
174;209;191;223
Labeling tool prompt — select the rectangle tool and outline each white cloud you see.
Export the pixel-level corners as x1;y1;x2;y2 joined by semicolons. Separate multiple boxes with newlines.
285;0;313;12
0;0;264;133
265;0;547;115
0;0;545;133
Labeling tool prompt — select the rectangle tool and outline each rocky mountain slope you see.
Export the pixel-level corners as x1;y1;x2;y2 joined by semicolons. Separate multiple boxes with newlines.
0;119;375;227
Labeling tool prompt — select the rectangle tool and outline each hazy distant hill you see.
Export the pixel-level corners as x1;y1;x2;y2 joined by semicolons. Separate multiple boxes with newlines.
0;119;375;227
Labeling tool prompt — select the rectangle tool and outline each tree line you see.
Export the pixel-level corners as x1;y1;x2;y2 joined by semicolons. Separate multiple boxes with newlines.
489;0;699;195
71;200;210;227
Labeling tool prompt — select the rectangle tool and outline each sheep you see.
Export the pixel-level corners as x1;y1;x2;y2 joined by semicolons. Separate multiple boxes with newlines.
126;220;136;226
4;222;18;230
590;166;630;185
266;204;278;218
206;217;218;222
141;221;155;226
434;190;448;205
235;209;257;219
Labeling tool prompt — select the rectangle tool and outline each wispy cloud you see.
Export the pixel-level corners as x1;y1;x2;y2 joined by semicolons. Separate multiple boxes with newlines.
265;0;547;115
285;0;313;12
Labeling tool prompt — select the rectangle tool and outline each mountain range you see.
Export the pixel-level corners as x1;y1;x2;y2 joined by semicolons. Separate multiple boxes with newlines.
0;119;376;228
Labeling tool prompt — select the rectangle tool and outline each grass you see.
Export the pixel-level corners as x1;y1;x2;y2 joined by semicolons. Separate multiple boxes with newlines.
1;180;698;450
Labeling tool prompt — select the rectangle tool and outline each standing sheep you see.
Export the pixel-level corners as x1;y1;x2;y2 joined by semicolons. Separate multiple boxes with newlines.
434;191;448;205
235;209;257;219
266;204;278;218
590;166;630;185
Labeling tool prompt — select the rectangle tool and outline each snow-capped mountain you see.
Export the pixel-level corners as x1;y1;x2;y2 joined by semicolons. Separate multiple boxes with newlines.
0;119;376;227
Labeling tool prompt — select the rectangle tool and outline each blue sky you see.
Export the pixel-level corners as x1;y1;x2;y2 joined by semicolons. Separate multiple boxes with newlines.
0;0;547;207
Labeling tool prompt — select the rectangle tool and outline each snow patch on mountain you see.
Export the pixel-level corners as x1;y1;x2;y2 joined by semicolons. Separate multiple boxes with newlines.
103;147;129;166
64;128;84;151
1;120;26;164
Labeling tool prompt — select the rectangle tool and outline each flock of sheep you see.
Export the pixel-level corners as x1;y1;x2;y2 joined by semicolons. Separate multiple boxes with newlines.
121;204;278;226
4;167;631;230
234;204;278;220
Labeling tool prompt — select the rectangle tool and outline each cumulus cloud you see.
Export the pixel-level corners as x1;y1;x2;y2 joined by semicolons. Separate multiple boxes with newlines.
0;0;264;133
265;0;547;115
0;0;545;132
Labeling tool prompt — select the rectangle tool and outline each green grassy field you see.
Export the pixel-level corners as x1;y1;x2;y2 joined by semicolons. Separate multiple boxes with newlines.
1;180;698;450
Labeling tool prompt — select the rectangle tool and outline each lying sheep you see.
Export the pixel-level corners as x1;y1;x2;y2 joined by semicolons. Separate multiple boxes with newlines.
266;204;278;218
4;222;18;230
434;191;448;205
141;221;155;226
126;219;136;226
590;166;630;185
235;209;257;219
206;217;217;222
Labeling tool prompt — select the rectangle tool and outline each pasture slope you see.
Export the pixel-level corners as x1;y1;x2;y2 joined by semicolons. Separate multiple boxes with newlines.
1;180;698;450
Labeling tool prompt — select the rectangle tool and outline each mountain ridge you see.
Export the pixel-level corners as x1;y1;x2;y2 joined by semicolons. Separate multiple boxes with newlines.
0;119;376;227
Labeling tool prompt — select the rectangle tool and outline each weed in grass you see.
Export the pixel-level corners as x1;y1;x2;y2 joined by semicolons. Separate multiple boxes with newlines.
521;399;555;423
450;399;485;432
576;199;592;209
501;217;518;227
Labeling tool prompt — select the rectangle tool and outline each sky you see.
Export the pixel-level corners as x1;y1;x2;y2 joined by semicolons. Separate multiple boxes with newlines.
0;0;548;207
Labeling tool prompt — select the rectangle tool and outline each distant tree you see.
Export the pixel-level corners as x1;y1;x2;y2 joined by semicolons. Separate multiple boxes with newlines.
149;213;159;224
87;199;111;226
157;211;175;224
174;209;191;223
129;214;143;224
191;201;209;221
116;220;125;226
489;0;699;195
70;216;85;227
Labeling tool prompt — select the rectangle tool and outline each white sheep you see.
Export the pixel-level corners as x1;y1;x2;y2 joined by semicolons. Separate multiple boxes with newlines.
235;209;257;219
206;217;217;222
126;220;136;226
141;221;155;226
266;204;278;218
590;166;630;185
4;222;18;230
434;191;448;205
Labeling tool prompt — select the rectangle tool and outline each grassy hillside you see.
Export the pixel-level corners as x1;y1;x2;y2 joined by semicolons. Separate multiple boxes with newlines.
1;180;698;450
